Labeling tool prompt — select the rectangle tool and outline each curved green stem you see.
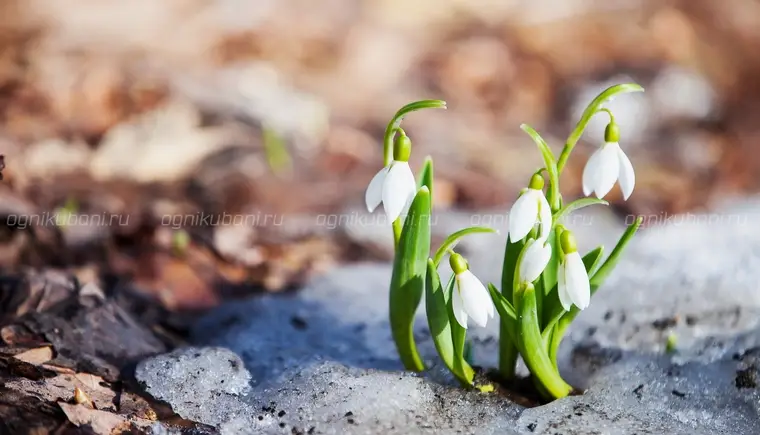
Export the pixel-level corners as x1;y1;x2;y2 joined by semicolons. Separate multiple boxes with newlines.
432;226;498;266
553;198;608;223
520;124;560;211
383;100;447;166
556;83;644;174
598;108;615;123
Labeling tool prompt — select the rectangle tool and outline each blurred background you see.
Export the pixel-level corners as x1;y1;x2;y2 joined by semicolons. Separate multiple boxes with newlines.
1;0;759;310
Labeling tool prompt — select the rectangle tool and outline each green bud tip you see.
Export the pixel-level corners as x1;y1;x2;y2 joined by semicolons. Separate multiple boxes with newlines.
604;121;621;143
449;252;469;275
559;230;578;254
528;173;545;190
394;133;412;162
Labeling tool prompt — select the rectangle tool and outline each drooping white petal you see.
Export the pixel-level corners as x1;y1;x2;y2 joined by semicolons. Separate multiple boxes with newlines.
564;252;591;310
382;161;416;222
509;190;539;242
365;166;389;212
537;192;553;241
457;270;495;328
582;147;603;197
451;285;469;329
616;146;635;200
457;271;491;328
519;239;552;283
557;264;572;312
591;143;621;199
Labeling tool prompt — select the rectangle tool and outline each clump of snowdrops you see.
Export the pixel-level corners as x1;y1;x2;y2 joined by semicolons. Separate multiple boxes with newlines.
365;84;645;399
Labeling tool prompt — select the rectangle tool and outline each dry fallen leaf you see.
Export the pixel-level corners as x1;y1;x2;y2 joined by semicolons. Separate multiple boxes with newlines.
13;346;53;365
59;402;153;435
5;372;116;410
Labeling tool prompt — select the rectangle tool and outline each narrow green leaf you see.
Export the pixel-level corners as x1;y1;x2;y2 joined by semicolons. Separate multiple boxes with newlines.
543;228;559;295
425;259;453;364
553;198;608;222
463;340;474;366
487;283;517;325
589;216;642;289
500;235;523;302
389;187;432;371
558;83;645;173
417;156;434;195
541;323;557;369
520;124;561;210
517;284;573;399
432;226;498;266
512;237;539;297
383;100;446;166
425;259;472;386
582;245;605;277
499;234;524;378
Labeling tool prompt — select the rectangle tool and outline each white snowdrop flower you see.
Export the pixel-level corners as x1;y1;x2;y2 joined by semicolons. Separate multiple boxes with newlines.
508;173;552;242
557;230;591;311
449;253;495;329
582;121;635;200
365;134;416;222
518;237;552;284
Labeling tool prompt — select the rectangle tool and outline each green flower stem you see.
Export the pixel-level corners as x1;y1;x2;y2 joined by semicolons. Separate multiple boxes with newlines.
553;198;608;223
517;283;573;399
556;83;644;174
499;339;519;380
432;226;498;266
520;124;561;211
589;216;643;288
382;100;447;166
383;102;445;250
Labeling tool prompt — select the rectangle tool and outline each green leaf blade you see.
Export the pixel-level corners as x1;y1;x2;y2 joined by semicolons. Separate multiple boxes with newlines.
517;284;573;399
499;234;524;378
589;216;642;289
582;245;605;277
389;186;433;371
417;156;434;194
487;283;517;325
425;259;468;384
